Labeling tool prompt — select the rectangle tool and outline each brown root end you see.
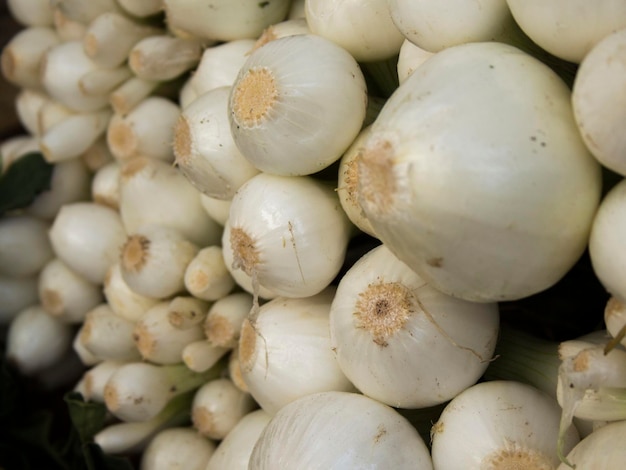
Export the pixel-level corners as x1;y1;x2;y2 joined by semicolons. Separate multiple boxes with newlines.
357;138;397;216
83;33;98;58
605;296;625;320
354;282;414;347
238;319;257;372
93;194;119;210
231;66;277;128
121;235;150;273
133;323;155;359
229;227;259;277
191;407;214;436
573;350;590;372
205;314;235;347
229;349;250;393
103;383;119;411
0;49;15;81
481;447;554;470
108;119;137;158
187;269;209;293
173;116;192;165
128;50;144;75
251;26;278;52
41;289;64;316
120;155;149;180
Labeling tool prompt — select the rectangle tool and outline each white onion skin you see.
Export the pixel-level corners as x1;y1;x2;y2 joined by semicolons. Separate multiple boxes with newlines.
249;391;433;469
223;172;352;298
572;28;626;176
228;34;368;176
238;288;354;415
48;202;127;285
205;409;272;470
557;420;626;469
330;244;499;408
589;179;626;303
506;0;626;63
431;380;580;469
357;41;601;303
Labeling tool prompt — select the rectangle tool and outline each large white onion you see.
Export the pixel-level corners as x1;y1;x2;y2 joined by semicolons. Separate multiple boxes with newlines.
249;391;433;469
357;41;601;302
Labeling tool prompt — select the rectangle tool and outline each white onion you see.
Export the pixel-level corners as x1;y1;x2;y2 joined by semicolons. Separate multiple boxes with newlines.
249;391;433;469
330;244;499;408
228;33;367;176
238;288;354;415
222;172;352;298
357;41;601;302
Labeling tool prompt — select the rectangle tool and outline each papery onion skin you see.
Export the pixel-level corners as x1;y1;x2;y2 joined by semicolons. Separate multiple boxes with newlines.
357;41;601;303
249;391;433;469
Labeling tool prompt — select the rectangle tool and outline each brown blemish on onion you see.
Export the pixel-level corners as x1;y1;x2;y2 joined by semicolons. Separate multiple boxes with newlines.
205;314;235;348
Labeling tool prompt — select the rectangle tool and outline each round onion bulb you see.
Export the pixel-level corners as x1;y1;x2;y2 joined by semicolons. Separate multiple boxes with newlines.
356;41;601;302
118;156;222;247
305;0;405;62
229;33;367;176
506;0;626;63
249;391;433;469
173;86;260;199
49;202;127;285
572;28;626;176
431;380;580;469
222;172;352;298
330;244;499;408
589;178;626;303
238;288;354;415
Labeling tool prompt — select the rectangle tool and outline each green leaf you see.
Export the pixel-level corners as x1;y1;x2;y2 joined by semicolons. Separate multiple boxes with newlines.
63;392;135;470
0;152;54;216
64;392;108;443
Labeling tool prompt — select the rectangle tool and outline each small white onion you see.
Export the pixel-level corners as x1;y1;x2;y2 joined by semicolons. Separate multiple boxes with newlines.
140;427;216;470
249;391;433;469
107;96;180;163
118;156;223;247
40;41;110;112
589;178;626;303
0;214;53;278
103;262;158;323
572;28;626;176
183;39;256;102
388;0;516;52
173;86;260;199
120;225;199;300
184;246;236;302
238;288;354;415
133;301;205;364
330;244;499;408
163;0;291;42
557;420;626;469
205;409;271;470
431;380;580;469
305;0;404;62
229;33;368;176
506;0;626;63
7;0;54;26
223;172;352;298
38;257;104;323
396;38;433;84
49;202;127;285
191;377;257;440
0;275;39;324
6;304;73;376
204;292;253;348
